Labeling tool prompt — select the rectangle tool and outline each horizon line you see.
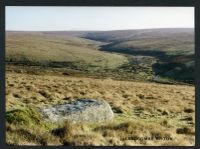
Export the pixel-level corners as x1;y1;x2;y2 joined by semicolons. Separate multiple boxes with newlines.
6;27;194;32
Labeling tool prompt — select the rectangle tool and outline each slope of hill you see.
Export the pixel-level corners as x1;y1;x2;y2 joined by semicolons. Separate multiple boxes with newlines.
83;28;194;83
6;28;194;83
6;32;128;71
83;28;194;42
6;69;195;146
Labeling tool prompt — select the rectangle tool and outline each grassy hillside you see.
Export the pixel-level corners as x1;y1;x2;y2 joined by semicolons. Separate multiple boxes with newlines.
86;29;194;83
6;32;128;71
83;28;194;42
6;29;195;146
6;68;195;146
6;28;194;83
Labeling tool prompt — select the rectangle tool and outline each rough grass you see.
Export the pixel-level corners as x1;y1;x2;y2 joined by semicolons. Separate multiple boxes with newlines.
6;108;41;125
6;67;195;146
6;29;195;146
6;123;61;146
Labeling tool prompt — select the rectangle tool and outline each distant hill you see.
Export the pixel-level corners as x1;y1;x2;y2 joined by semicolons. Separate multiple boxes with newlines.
6;28;194;83
83;28;194;42
83;28;194;82
6;31;128;71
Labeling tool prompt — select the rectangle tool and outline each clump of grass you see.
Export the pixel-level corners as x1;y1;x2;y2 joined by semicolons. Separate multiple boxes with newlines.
176;127;194;135
6;107;41;126
6;122;61;146
180;116;193;121
38;90;51;98
62;133;105;146
52;121;76;138
184;108;194;113
6;106;55;130
159;119;173;128
112;106;124;114
52;120;106;146
52;120;90;145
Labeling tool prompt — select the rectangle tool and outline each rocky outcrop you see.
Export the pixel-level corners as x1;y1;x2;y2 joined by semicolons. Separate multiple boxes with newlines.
40;99;114;123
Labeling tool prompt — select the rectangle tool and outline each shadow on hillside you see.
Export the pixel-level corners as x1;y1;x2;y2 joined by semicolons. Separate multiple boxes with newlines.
99;44;195;84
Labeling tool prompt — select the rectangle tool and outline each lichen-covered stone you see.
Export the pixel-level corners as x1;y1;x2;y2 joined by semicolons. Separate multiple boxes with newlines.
40;99;114;123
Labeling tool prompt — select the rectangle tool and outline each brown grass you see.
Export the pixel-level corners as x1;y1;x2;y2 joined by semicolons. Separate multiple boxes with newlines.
6;122;61;146
6;67;195;146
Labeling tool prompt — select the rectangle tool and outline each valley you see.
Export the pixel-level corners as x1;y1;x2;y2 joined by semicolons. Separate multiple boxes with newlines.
6;28;195;146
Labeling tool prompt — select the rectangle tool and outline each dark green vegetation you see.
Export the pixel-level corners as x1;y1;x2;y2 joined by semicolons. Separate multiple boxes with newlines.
6;108;40;125
6;106;55;129
83;28;194;83
6;28;194;84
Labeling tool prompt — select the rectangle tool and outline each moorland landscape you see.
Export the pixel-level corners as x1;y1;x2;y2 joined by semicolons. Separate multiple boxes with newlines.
6;28;195;146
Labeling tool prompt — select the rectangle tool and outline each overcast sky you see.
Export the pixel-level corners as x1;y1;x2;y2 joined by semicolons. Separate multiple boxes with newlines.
6;6;194;31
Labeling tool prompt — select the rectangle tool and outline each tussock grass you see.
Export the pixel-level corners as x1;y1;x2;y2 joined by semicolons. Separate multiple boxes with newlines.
6;69;195;146
6;123;61;146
